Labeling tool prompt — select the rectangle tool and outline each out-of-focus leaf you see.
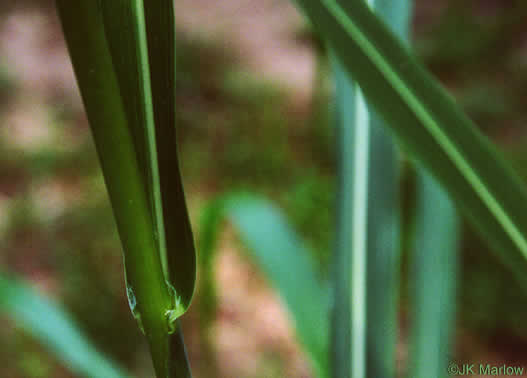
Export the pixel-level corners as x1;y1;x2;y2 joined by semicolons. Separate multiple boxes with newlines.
409;172;459;378
330;1;409;377
291;0;527;289
0;273;128;378
331;54;368;378
199;193;329;378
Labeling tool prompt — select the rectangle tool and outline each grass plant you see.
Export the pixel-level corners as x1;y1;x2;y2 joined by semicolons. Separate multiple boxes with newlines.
2;1;527;377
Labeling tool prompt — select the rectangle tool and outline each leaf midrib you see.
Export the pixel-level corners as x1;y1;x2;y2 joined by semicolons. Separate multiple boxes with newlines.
132;0;169;278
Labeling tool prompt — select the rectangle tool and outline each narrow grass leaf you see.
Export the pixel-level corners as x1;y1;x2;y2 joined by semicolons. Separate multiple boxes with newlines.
361;7;410;377
0;273;128;378
199;193;329;378
329;59;354;378
331;1;409;377
196;198;224;328
142;0;196;311
291;0;527;288
409;172;459;377
331;51;370;378
397;0;460;373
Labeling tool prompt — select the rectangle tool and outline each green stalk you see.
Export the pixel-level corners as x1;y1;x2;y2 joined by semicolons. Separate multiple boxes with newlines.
55;4;171;374
331;1;409;377
56;1;195;376
168;322;192;378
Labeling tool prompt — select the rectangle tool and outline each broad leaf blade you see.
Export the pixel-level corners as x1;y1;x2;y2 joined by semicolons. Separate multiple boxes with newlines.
199;194;329;378
0;273;128;378
56;1;172;348
100;0;195;315
56;1;195;376
292;0;527;287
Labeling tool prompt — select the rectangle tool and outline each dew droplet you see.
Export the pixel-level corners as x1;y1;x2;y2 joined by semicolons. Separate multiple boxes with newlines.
125;284;145;334
126;286;136;312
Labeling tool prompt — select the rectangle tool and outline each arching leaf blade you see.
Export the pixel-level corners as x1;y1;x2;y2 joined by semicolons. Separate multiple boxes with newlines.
199;193;330;378
0;273;129;378
292;0;527;288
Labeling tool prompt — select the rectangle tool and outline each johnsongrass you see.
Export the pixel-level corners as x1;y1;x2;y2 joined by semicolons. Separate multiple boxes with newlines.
55;1;195;377
47;0;527;377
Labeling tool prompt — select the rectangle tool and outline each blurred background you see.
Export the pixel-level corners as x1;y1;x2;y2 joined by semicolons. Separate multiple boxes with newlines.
2;0;527;377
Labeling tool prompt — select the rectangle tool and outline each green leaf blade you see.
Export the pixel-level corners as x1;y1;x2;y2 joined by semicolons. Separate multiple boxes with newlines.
409;172;459;378
330;59;355;378
0;273;129;378
293;0;527;287
56;0;172;339
56;1;196;376
143;0;196;311
199;193;330;378
330;0;410;377
99;0;196;317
